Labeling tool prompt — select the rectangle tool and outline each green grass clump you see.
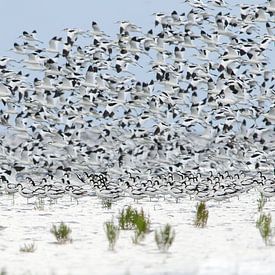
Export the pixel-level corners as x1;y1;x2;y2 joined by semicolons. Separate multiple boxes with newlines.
118;206;138;230
155;224;175;252
132;209;151;244
102;200;112;209
194;202;209;228
19;242;36;253
257;192;267;212
118;206;151;244
50;222;72;244
104;220;119;250
256;213;273;245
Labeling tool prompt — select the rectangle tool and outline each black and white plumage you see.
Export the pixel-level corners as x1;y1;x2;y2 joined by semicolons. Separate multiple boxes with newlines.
0;1;274;204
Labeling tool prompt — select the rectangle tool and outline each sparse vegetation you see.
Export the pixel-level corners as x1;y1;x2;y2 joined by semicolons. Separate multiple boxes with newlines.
104;220;119;250
19;242;36;253
257;192;267;212
34;200;45;211
194;202;209;228
256;192;274;245
155;224;175;252
102;200;112;209
50;222;72;244
132;209;151;244
118;206;150;244
256;213;274;245
118;206;138;230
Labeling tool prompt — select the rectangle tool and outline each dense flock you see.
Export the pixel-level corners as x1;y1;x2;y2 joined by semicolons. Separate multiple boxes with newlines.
0;0;274;203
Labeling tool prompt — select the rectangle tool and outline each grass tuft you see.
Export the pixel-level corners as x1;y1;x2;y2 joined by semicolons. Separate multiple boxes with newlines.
50;222;72;244
34;200;45;211
132;209;151;244
194;202;208;228
155;224;175;252
118;206;151;244
257;192;267;212
19;242;36;253
104;220;119;251
256;213;273;245
102;200;112;209
118;206;138;230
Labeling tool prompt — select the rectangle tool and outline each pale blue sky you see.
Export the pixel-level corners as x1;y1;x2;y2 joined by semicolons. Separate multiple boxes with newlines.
1;0;185;54
0;0;269;53
0;0;273;76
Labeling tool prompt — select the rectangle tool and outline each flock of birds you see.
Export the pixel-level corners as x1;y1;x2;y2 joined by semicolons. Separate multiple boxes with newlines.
0;169;275;203
0;0;274;203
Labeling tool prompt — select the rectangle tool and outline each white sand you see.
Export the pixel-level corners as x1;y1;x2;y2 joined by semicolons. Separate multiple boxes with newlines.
0;191;275;275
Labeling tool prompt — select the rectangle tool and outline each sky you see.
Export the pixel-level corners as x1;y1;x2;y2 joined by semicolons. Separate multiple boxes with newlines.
0;0;273;168
1;0;185;54
0;0;271;55
1;0;273;85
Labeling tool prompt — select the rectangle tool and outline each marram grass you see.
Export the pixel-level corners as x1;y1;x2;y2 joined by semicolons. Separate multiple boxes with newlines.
256;213;274;245
19;242;36;253
118;206;151;244
50;222;72;244
194;202;209;228
118;206;138;230
257;192;267;213
132;209;151;244
155;224;175;252
104;220;119;251
102;200;112;209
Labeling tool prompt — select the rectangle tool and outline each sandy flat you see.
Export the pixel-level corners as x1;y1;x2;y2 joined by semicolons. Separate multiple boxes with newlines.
0;190;274;275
